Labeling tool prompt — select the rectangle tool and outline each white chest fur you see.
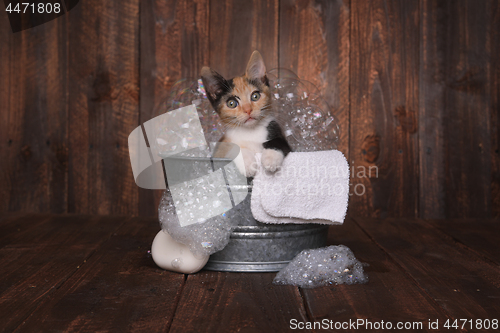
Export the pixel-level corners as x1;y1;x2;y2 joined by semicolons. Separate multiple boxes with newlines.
224;117;273;154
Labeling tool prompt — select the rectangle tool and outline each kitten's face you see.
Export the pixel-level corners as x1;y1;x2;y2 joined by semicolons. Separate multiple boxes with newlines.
201;51;272;129
216;76;271;128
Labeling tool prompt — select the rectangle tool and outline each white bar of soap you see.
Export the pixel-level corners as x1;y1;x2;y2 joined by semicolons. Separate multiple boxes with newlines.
151;230;209;274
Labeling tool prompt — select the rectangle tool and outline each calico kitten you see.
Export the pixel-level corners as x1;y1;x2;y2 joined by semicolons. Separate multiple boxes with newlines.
201;51;291;177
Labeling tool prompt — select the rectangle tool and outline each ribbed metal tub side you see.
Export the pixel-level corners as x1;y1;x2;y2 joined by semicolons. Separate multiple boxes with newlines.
204;224;328;272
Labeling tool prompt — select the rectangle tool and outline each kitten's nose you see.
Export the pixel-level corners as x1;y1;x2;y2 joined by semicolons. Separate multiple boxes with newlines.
243;106;252;115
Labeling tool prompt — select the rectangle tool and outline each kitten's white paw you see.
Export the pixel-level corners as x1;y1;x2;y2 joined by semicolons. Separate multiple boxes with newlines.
240;150;258;177
261;149;284;172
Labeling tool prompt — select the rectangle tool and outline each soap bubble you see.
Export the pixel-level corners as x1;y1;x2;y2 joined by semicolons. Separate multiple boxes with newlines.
171;258;183;269
155;78;224;153
270;77;340;152
267;68;299;84
273;245;368;288
272;77;315;104
158;188;237;258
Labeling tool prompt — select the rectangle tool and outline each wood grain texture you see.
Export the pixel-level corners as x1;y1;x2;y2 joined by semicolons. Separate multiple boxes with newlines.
66;1;140;215
0;16;68;214
301;220;449;328
349;0;419;218
209;0;279;78
419;0;496;219
354;217;500;319
426;218;500;265
490;1;500;218
17;216;185;333
444;0;494;219
139;0;210;216
279;0;350;155
0;14;9;213
0;215;124;333
0;213;53;248
0;211;26;222
418;0;446;219
170;271;310;333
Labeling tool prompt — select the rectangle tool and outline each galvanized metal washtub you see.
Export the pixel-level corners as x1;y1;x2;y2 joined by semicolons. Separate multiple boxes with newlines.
163;153;329;273
204;194;329;272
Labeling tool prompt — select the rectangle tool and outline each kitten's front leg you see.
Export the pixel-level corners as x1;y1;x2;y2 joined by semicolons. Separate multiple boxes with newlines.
261;148;284;172
261;121;291;173
236;148;258;177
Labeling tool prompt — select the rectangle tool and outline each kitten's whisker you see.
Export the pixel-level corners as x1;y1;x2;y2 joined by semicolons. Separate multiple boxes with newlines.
260;104;273;111
222;117;246;130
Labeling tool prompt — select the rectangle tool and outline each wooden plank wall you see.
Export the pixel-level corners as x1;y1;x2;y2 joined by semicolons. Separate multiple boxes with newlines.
0;0;498;219
0;6;68;214
67;1;140;216
350;0;420;218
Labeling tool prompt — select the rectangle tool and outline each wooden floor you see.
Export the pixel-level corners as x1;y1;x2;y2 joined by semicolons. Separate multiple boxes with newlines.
0;214;498;332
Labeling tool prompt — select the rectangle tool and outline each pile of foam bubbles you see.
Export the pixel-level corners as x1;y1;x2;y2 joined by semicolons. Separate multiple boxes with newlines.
273;245;368;288
156;69;368;287
158;187;235;258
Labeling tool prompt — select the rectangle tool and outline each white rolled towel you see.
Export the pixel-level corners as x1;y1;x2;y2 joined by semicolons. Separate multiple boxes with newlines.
251;150;349;225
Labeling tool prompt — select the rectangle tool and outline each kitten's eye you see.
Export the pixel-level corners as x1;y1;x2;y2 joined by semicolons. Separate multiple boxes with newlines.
251;91;261;101
226;99;238;108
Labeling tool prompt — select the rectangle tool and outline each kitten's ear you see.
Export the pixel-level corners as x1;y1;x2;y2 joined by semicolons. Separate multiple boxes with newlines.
201;67;230;108
246;51;268;85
